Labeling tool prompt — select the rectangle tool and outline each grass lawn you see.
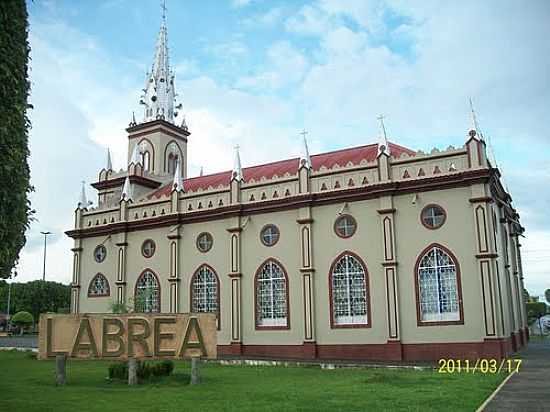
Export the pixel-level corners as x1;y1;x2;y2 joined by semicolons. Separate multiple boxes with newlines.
1;350;505;412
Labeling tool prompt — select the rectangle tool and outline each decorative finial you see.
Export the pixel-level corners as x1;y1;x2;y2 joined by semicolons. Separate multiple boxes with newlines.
106;148;113;171
199;166;204;176
161;0;167;24
78;180;89;209
299;129;312;169
377;114;391;156
121;176;133;201
129;111;137;127
469;98;483;141
129;145;141;167
172;158;184;192
232;144;243;181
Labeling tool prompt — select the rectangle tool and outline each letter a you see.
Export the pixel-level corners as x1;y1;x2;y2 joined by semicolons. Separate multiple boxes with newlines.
179;317;207;358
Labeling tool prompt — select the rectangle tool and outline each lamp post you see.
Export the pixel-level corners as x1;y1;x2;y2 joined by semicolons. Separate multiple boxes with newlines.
40;231;52;282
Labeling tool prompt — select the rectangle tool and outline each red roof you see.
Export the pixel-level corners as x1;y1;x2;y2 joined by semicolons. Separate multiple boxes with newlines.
148;142;415;199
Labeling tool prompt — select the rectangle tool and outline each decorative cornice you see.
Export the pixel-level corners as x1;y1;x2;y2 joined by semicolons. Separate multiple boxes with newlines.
167;234;181;240
469;196;494;204
126;118;190;138
115;242;128;246
296;218;314;224
226;227;242;233
67;169;493;239
476;253;498;259
381;261;398;267
377;208;396;215
92;175;162;191
167;277;181;282
115;281;127;285
299;268;315;273
228;272;242;278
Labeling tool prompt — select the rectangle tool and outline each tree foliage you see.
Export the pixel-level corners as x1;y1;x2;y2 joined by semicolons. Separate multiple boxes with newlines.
0;280;70;322
0;0;34;278
10;310;33;327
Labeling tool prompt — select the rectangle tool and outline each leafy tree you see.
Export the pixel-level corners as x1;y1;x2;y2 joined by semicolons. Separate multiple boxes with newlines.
527;301;548;335
0;280;70;322
0;0;34;278
11;311;33;334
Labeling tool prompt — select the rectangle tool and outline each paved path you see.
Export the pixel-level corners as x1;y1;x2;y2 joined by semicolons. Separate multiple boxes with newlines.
0;335;38;348
485;339;550;411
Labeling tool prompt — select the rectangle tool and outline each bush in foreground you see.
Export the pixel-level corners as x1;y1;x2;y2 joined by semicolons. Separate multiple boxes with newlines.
108;360;174;381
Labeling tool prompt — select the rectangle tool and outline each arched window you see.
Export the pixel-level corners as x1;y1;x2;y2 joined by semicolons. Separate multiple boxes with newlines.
415;244;463;324
142;151;151;171
255;259;288;328
88;273;110;297
330;252;369;327
135;269;160;313
167;153;179;175
191;265;219;325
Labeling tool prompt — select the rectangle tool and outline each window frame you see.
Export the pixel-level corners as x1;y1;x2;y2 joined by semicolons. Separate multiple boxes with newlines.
93;245;107;263
414;243;464;326
189;264;220;330
134;268;161;313
260;224;280;247
87;273;110;297
254;258;290;330
420;204;447;230
328;251;371;329
196;232;214;253
141;239;156;258
334;214;358;238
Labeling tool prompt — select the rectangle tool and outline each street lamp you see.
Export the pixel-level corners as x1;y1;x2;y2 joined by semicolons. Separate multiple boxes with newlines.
40;231;53;282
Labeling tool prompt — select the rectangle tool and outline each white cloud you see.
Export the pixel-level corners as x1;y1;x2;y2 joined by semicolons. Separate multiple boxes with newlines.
241;7;284;28
232;0;252;7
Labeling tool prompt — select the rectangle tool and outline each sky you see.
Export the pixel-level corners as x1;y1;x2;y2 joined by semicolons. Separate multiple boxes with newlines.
14;0;549;299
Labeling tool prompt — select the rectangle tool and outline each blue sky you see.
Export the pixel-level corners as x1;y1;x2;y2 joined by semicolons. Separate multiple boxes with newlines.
17;0;550;298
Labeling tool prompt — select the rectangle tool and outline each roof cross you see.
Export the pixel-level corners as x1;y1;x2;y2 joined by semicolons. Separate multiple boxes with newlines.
300;129;308;139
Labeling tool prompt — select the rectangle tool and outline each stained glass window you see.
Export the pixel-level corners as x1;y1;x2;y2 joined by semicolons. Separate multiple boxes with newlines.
418;246;460;322
196;233;213;253
331;254;368;325
256;260;287;327
94;245;106;263
334;215;357;238
421;205;446;229
260;225;280;247
88;273;109;297
135;270;160;313
191;265;218;314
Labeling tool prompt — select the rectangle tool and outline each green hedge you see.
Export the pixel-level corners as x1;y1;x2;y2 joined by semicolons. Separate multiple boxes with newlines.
108;360;175;381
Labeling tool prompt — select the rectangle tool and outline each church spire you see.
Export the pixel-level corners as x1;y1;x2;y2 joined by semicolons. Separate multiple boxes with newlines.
232;145;243;181
172;158;184;192
78;181;89;209
139;0;182;125
377;114;391;157
299;129;312;169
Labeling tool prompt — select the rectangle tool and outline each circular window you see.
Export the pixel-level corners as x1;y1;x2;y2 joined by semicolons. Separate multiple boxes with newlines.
141;239;156;258
196;232;213;253
93;245;107;263
334;215;357;238
421;205;447;229
260;224;280;247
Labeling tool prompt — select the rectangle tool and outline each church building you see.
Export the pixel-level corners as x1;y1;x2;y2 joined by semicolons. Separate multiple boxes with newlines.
66;11;528;362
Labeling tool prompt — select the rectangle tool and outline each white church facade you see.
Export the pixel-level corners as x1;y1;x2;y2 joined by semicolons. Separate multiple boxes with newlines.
66;11;528;361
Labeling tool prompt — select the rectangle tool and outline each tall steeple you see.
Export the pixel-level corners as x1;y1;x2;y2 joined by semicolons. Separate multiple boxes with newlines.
139;0;182;124
377;114;391;157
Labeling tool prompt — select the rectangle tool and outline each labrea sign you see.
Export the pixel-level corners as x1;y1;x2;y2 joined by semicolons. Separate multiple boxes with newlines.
38;313;217;360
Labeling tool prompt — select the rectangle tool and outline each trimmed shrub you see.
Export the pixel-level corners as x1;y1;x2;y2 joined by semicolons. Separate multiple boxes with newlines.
108;360;175;381
11;311;33;333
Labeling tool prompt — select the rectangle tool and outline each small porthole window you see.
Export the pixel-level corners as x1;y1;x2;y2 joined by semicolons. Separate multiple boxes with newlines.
260;224;280;247
94;245;107;263
141;239;156;258
196;232;213;253
334;215;357;238
421;205;447;229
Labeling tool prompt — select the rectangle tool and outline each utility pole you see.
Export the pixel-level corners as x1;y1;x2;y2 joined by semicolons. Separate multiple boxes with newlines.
40;231;52;281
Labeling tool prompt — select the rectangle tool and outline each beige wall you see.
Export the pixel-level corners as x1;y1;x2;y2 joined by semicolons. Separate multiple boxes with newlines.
75;182;523;347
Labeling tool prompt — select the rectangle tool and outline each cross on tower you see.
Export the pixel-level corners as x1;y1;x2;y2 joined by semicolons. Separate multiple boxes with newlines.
377;114;387;139
300;129;308;139
161;0;167;22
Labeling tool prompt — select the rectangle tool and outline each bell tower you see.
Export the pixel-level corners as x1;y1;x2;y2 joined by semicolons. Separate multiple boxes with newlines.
126;0;189;179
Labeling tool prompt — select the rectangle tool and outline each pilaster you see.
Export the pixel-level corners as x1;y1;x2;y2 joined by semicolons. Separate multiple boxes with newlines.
378;195;401;360
227;216;243;352
297;207;316;354
167;226;182;313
